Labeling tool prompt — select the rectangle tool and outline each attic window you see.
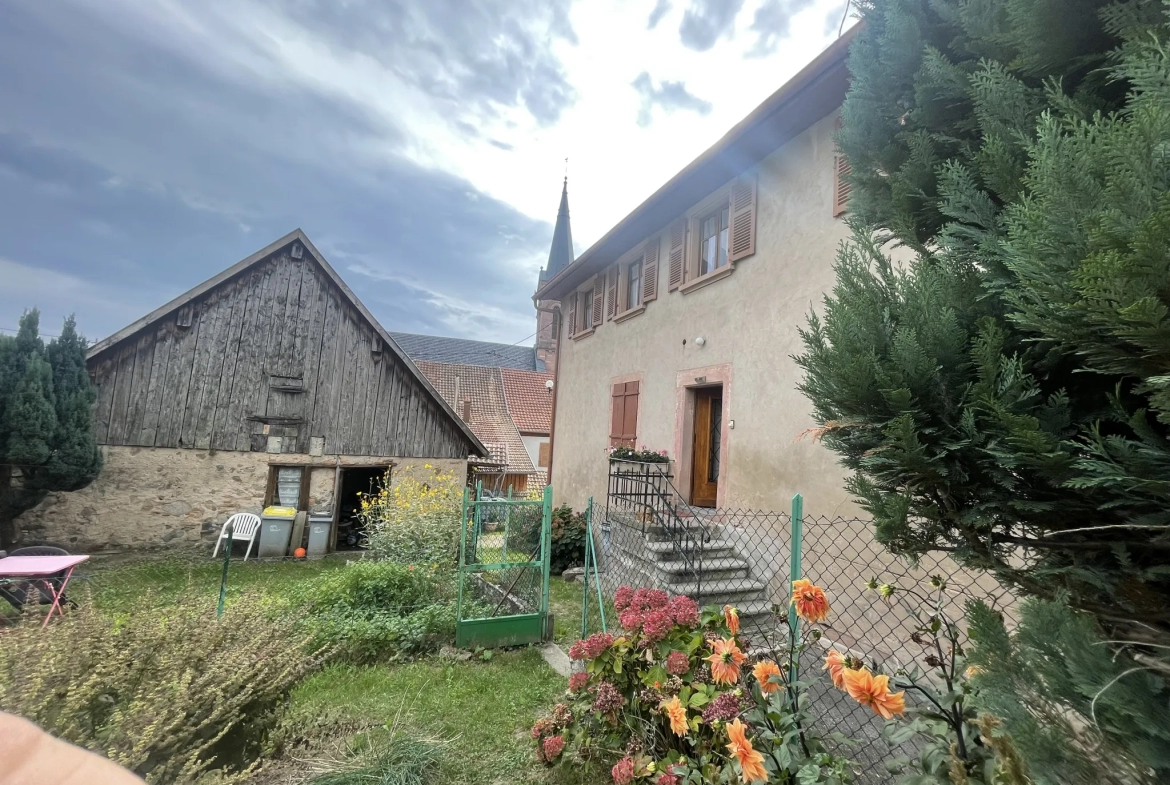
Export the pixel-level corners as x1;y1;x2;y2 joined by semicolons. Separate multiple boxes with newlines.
176;305;194;329
291;243;304;259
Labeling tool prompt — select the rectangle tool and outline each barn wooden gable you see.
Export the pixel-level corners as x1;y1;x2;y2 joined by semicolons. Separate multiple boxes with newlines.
86;230;485;459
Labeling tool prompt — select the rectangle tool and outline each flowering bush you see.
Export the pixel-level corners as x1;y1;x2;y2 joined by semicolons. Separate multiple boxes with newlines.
608;445;670;463
360;465;463;566
533;583;851;784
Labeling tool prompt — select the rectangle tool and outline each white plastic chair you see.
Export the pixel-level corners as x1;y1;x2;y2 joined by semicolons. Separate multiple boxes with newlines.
211;513;262;560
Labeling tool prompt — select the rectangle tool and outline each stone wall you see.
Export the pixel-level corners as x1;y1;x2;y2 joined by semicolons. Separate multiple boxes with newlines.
16;445;467;553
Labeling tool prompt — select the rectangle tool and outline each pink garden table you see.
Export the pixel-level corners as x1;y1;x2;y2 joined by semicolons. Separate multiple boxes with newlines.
0;555;89;628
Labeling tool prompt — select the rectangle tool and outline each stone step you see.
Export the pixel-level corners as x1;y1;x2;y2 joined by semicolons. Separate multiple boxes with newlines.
643;540;737;559
671;577;768;602
655;557;749;582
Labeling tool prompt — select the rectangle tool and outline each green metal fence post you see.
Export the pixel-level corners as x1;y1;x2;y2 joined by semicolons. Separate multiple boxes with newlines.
787;493;804;684
590;500;607;633
216;521;233;618
503;485;513;560
540;485;554;632
581;497;592;638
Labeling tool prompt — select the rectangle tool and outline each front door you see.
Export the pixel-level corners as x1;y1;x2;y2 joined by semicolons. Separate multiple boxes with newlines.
691;387;722;507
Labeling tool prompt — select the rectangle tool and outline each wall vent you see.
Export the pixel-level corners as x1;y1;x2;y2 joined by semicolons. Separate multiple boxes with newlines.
291;243;304;259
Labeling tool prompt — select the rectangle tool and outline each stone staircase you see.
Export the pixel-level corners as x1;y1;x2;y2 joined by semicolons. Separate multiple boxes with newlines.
603;509;775;630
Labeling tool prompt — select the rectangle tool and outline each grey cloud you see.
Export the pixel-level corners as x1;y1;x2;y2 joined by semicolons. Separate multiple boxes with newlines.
746;0;817;58
489;140;514;151
678;0;745;52
648;0;672;30
0;3;559;344
285;0;579;127
631;72;712;127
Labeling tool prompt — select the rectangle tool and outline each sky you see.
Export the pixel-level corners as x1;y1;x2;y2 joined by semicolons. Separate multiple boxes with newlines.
0;0;853;346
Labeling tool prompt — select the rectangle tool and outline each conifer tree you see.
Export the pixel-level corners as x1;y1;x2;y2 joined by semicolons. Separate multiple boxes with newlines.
0;311;101;546
796;0;1170;643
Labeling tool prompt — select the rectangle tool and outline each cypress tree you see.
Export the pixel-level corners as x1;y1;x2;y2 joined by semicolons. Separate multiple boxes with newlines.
796;0;1170;643
0;311;101;547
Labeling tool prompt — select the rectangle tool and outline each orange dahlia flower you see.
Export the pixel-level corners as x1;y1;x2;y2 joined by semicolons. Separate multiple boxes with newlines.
842;668;906;720
705;638;746;685
723;604;740;636
725;718;768;783
823;649;846;689
661;695;688;736
751;660;782;695
791;578;830;622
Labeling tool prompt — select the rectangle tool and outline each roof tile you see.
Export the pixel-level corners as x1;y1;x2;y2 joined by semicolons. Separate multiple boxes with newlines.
500;368;553;434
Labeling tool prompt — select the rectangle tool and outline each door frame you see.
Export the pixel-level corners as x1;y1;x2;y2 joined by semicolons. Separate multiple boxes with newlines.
672;363;732;508
690;387;722;507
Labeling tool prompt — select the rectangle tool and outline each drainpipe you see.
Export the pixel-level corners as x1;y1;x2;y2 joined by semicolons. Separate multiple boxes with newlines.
545;304;562;491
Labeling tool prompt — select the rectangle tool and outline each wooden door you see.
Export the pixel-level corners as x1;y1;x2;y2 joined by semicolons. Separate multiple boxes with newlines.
691;387;722;507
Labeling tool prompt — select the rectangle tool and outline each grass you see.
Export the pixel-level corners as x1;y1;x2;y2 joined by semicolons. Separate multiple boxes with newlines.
280;648;582;785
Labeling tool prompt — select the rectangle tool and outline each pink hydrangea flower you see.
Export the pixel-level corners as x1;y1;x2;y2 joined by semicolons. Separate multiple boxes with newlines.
641;609;673;643
665;650;690;675
612;756;636;785
542;735;565;761
568;672;589;692
668;595;700;627
583;632;615;659
568;640;587;660
656;765;681;785
614;585;635;612
619;608;644;631
591;681;626;714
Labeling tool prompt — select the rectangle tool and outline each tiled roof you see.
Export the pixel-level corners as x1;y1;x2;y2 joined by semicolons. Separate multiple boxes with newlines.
390;332;545;372
500;368;553;434
415;361;536;476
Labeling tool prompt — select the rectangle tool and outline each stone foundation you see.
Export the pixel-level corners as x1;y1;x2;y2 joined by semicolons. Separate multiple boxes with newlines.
15;446;466;553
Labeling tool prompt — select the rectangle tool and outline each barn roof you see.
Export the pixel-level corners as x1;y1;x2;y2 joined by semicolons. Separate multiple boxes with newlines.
390;332;545;372
86;228;488;457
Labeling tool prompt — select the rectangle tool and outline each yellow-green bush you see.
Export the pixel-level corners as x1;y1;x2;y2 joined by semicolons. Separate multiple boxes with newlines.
359;465;463;566
0;592;331;784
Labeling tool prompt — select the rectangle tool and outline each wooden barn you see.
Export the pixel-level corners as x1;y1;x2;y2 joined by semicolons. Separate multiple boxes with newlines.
15;229;488;552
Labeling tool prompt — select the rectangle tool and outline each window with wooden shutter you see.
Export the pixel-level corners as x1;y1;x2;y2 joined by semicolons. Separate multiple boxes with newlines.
727;174;757;263
591;278;604;327
567;295;577;337
606;265;618;321
609;381;640;447
667;218;686;291
833;153;852;217
538;441;550;467
642;236;660;302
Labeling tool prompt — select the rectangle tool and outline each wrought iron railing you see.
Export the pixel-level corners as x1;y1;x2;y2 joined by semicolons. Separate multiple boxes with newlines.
606;459;712;594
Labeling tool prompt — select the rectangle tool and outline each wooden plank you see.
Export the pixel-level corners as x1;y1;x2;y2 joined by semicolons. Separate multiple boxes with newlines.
106;346;138;445
393;375;414;457
334;312;360;454
156;312;199;448
208;269;258;450
91;358;118;444
403;378;422;457
181;287;230;449
233;258;280;451
122;333;156;446
296;266;328;453
137;325;173;446
370;363;395;456
275;257;306;376
355;329;379;454
218;266;266;451
312;289;346;454
194;281;246;449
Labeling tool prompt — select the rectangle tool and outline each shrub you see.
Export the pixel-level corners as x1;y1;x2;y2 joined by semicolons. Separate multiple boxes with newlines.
360;465;463;566
286;560;462;663
550;504;588;575
535;585;852;784
0;592;329;784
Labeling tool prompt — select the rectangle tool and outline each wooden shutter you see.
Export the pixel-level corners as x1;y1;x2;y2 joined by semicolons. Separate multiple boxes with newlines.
833;154;852;217
567;294;577;337
609;381;640;447
606;265;618;320
591;278;604;327
538;441;550;467
667;218;686;291
728;174;757;263
642;236;660;303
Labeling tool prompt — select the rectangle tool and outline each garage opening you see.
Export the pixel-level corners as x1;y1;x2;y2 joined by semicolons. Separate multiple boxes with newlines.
335;465;389;551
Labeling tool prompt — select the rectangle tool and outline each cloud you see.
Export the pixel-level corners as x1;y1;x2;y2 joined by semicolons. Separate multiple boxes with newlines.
631;72;713;127
648;0;672;29
747;0;818;58
678;0;745;52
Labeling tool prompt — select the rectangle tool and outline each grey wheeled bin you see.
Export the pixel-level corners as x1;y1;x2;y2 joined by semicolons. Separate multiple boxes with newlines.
306;515;334;559
258;507;296;558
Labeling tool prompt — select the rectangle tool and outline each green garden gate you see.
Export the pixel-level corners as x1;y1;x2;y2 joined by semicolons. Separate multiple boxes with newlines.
456;484;552;648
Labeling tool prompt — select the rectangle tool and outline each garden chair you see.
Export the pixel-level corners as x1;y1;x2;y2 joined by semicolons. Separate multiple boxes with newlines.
1;545;75;610
211;513;262;561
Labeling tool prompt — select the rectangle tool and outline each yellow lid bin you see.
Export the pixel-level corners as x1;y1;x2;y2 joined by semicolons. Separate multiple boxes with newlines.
258;507;298;557
262;506;297;518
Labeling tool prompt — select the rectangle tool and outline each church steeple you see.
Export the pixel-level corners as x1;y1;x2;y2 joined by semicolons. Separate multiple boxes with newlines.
542;177;574;282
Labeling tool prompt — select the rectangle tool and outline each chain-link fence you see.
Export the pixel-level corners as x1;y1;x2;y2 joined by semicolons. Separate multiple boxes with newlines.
580;490;1017;785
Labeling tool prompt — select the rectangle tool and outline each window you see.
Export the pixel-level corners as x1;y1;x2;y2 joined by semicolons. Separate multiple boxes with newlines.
625;258;643;311
567;279;600;338
550;310;560;340
582;289;594;330
609;381;640;447
266;466;306;508
698;205;730;276
538;442;551;468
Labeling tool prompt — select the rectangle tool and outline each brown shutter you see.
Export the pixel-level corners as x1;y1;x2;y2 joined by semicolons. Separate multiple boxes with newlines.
667;218;686;291
833;154;852;217
728;174;757;263
609;383;625;447
538;441;550;467
622;381;639;445
567;294;577;337
591;278;604;327
606;265;618;320
642;237;660;303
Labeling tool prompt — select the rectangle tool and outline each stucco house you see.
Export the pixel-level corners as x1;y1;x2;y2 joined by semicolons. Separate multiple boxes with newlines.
536;32;857;517
16;229;488;551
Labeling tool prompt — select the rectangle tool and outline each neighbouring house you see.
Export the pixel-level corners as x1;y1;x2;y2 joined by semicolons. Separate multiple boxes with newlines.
16;229;488;552
391;334;554;494
536;32;859;517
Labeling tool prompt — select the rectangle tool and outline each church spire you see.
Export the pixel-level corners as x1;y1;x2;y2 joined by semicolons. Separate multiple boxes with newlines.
544;176;574;279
